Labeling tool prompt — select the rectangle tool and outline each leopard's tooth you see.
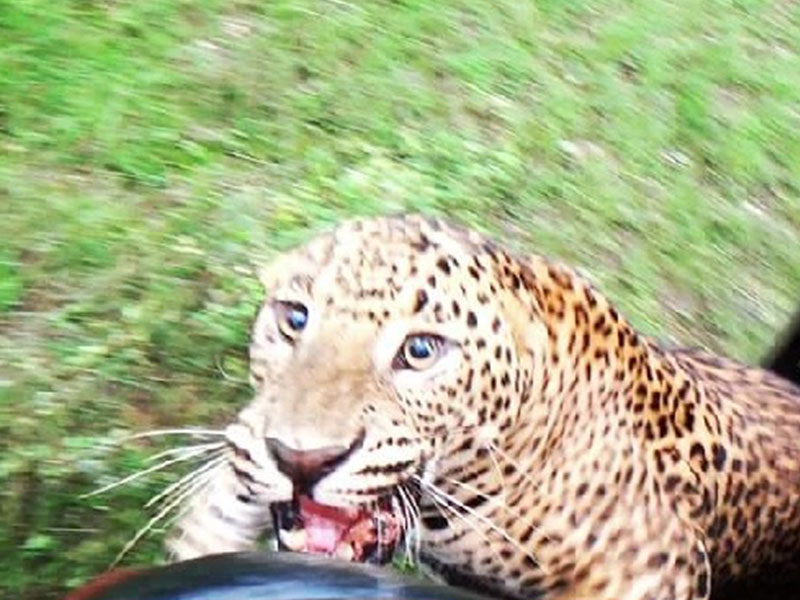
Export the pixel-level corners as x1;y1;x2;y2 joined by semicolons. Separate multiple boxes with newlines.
335;541;355;561
279;528;307;551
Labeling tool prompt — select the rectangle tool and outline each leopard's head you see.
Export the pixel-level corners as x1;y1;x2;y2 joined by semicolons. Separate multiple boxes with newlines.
228;214;552;564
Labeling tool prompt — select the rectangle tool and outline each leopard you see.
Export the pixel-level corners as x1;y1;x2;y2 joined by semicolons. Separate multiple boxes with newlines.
164;214;800;600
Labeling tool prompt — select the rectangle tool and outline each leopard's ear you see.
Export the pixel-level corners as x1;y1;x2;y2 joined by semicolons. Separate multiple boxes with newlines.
257;231;336;296
501;291;548;361
256;252;298;294
489;261;546;362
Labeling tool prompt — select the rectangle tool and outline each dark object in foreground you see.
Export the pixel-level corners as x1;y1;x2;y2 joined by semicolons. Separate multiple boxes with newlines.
763;306;800;387
63;551;493;600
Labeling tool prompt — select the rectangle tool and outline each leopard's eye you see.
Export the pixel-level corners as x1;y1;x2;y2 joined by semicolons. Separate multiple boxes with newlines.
394;334;444;370
274;301;308;342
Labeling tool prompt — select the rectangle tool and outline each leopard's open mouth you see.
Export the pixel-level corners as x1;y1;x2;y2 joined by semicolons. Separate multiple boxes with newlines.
271;495;403;565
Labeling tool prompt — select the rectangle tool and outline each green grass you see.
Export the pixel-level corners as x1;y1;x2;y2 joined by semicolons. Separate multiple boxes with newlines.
1;0;799;597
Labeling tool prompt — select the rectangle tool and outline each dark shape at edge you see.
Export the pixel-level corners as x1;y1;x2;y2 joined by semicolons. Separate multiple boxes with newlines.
63;551;495;600
763;305;800;387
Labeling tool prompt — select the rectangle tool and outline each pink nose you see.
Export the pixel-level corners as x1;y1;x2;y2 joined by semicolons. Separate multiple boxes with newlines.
265;433;363;492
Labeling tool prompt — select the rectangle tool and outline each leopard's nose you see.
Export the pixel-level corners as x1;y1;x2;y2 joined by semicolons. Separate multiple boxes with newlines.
265;432;364;493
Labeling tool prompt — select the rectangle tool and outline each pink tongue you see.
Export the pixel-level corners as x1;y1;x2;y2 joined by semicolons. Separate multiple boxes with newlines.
299;496;363;554
305;514;347;553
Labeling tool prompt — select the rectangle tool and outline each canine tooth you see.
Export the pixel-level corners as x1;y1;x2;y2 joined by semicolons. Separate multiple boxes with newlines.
335;542;355;561
279;528;307;551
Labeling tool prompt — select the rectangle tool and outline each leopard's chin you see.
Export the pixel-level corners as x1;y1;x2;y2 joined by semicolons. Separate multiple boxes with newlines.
270;494;403;565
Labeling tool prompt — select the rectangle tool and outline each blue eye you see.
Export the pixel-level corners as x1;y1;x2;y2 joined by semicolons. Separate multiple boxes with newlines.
395;334;443;370
408;336;433;359
276;301;308;341
287;307;308;331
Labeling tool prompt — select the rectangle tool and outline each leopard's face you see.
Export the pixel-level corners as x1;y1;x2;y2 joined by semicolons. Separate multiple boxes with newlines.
229;215;546;561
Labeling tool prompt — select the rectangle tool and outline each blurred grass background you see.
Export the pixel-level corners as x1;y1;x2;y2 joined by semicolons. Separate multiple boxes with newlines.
1;0;799;597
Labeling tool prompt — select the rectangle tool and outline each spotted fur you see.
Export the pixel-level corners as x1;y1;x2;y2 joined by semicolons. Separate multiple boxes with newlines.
166;215;800;600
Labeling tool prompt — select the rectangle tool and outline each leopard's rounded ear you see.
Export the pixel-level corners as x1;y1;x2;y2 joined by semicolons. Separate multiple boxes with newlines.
501;297;548;360
253;245;309;293
256;254;291;293
256;232;336;296
524;320;548;355
491;258;549;360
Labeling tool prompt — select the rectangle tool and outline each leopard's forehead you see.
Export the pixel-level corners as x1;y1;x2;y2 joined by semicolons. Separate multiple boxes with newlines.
326;214;489;272
257;214;550;369
266;215;501;305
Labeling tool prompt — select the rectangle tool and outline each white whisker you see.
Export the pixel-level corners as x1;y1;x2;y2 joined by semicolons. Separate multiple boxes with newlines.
121;428;226;442
398;483;422;565
485;443;508;504
81;446;216;499
484;441;541;498
161;461;225;534
406;485;424;561
145;441;226;464
110;463;219;568
145;452;227;509
421;481;529;579
414;475;545;573
443;476;524;521
420;485;500;558
442;473;549;549
394;488;414;565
